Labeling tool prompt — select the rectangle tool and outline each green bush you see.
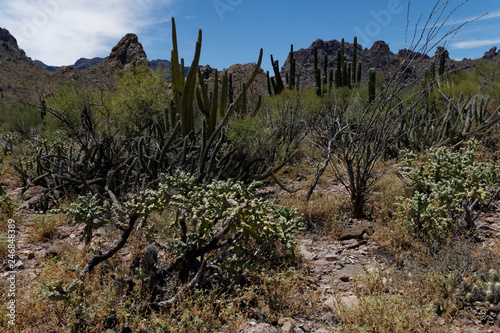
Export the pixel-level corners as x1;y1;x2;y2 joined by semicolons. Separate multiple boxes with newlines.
0;102;42;137
396;145;500;244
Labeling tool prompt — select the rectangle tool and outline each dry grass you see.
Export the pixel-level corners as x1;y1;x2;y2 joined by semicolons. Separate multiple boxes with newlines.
27;213;68;243
278;183;351;239
245;267;322;323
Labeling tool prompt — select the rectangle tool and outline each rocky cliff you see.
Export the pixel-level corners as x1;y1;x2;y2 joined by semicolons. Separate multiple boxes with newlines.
107;33;149;68
0;27;26;61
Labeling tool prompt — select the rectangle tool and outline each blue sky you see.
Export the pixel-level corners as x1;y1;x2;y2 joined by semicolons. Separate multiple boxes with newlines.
1;0;499;72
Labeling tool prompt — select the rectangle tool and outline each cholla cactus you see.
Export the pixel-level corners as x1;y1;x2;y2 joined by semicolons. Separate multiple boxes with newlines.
467;269;500;304
397;145;500;243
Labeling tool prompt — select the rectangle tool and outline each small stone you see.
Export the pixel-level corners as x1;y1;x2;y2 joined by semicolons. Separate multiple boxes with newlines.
341;239;358;247
242;323;279;333
44;245;59;258
313;260;330;267
341;295;359;309
19;250;35;259
22;185;45;201
339;275;350;282
14;260;25;269
323;296;336;313
323;295;359;312
325;254;339;262
281;320;294;333
314;329;330;333
485;217;496;224
299;245;317;261
58;230;72;239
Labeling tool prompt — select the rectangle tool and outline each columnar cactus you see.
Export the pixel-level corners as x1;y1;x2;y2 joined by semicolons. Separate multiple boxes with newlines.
439;47;446;77
270;54;285;94
289;44;296;90
368;68;376;103
313;46;321;96
352;36;358;84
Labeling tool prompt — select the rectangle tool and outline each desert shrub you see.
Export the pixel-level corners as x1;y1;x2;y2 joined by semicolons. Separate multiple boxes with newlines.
395;145;500;244
226;116;276;168
108;64;170;136
0;103;42;137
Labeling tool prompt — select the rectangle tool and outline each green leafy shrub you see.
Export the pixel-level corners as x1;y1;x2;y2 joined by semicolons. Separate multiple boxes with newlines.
396;145;500;244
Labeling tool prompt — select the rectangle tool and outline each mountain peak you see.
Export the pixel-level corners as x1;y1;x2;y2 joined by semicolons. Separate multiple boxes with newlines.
108;33;149;68
0;27;26;59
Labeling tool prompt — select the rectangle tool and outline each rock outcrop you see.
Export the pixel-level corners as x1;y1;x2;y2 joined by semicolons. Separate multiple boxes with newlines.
108;33;149;68
280;37;475;90
483;46;498;60
0;27;26;60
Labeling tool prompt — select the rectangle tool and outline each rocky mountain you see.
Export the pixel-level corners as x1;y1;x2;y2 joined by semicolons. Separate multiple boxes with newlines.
0;28;50;103
279;39;485;90
35;57;107;72
150;59;172;71
0;28;26;60
108;33;149;68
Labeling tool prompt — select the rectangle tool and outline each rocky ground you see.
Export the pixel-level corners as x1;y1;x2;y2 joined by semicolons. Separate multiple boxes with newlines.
3;182;500;332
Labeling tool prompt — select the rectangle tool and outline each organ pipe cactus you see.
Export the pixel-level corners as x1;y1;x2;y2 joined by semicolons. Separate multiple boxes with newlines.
396;92;499;152
368;68;376;103
170;17;201;139
313;46;321;96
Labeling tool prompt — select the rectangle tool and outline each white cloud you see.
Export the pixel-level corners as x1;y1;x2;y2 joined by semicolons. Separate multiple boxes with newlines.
0;0;177;65
442;10;500;26
452;38;500;49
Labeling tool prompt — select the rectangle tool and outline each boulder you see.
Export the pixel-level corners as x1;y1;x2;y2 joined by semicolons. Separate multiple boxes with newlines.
242;323;279;333
339;225;367;240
